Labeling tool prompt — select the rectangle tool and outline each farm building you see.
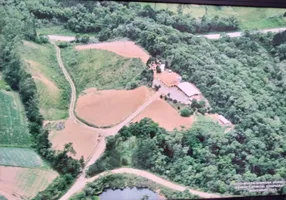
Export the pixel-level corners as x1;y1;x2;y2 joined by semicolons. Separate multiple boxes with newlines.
177;82;201;97
157;71;182;87
218;115;232;125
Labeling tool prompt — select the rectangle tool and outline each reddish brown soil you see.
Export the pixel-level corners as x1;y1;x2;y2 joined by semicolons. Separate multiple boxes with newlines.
157;71;181;87
49;119;99;160
133;99;195;131
75;86;151;127
0;166;58;199
75;41;150;63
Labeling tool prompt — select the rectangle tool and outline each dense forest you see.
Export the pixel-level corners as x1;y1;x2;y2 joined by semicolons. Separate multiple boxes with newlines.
0;1;82;199
1;0;286;197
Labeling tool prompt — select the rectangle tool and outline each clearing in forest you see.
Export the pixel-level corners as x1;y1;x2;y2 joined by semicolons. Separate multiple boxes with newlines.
49;119;99;160
133;99;195;131
0;166;58;199
0;148;45;168
61;47;146;94
20;41;69;120
75;86;151;127
75;41;150;63
0;90;31;147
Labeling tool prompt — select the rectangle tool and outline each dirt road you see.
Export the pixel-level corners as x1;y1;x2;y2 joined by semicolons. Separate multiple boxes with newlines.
61;168;221;199
48;26;286;42
203;27;286;39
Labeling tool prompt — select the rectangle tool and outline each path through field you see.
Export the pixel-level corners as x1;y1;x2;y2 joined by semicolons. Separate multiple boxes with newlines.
51;40;221;199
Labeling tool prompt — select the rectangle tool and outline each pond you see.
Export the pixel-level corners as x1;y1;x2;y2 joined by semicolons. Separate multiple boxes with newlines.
99;187;162;200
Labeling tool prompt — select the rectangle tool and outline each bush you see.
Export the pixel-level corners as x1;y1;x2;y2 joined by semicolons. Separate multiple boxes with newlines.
173;99;178;103
180;108;192;117
156;65;161;73
160;95;163;98
126;81;138;90
58;42;69;48
35;34;49;44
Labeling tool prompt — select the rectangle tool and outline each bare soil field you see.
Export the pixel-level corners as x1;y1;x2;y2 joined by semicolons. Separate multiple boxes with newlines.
75;41;150;63
75;86;151;127
133;99;195;131
0;166;58;199
49;119;99;160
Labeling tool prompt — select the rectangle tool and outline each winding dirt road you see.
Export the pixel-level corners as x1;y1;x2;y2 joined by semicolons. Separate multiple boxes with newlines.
51;40;222;199
61;168;221;200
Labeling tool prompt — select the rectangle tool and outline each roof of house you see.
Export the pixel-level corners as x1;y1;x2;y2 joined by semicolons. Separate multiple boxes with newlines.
177;82;201;97
158;71;181;87
218;115;231;125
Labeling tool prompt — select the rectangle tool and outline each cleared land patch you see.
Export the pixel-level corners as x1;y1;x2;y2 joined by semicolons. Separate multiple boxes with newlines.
61;47;147;94
20;41;69;120
0;148;45;168
133;99;195;131
49;119;99;160
75;86;151;127
0;90;31;147
75;41;150;64
0;166;58;199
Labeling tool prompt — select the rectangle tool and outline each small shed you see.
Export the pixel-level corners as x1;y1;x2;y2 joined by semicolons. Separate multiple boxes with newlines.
218;115;231;125
177;82;201;97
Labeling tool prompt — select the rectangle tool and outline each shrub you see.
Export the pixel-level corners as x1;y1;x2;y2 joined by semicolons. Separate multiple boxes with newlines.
126;81;138;90
180;108;192;117
156;65;161;73
35;34;49;44
160;95;163;98
173;99;178;104
58;42;69;48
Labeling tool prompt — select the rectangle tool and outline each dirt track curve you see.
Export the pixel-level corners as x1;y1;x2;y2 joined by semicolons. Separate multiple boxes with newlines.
51;41;221;199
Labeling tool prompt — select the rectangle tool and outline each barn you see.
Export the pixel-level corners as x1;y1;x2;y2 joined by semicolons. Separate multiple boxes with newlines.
177;82;201;97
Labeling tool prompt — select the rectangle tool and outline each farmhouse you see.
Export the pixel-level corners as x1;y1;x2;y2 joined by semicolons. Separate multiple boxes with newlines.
177;82;201;97
157;71;182;87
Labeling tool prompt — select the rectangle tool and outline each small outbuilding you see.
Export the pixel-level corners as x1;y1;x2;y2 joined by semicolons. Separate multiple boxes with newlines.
218;115;232;125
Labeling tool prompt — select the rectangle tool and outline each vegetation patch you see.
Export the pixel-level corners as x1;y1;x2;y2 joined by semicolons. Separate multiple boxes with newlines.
87;118;228;194
0;148;46;168
61;47;147;94
20;41;70;120
0;90;31;147
71;173;198;200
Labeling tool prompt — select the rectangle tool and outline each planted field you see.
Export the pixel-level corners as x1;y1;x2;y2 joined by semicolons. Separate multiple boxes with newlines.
75;86;151;127
20;41;70;120
61;47;146;94
0;166;58;199
0;148;45;168
49;119;99;160
133;99;195;131
75;41;150;63
0;90;31;147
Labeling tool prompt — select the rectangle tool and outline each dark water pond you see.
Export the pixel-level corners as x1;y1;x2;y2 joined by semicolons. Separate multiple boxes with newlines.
99;187;161;200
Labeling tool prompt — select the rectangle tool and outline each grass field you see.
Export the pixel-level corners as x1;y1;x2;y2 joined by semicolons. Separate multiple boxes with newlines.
0;148;46;168
61;47;146;94
141;2;286;30
20;41;70;120
0;90;31;147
